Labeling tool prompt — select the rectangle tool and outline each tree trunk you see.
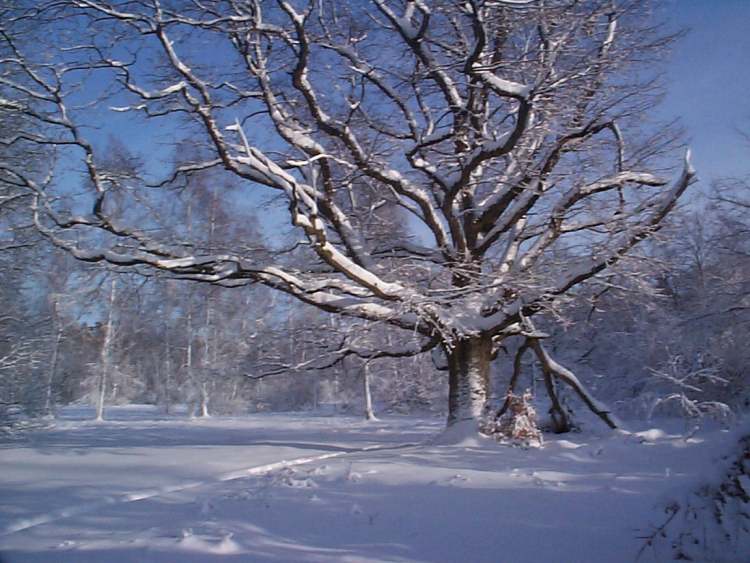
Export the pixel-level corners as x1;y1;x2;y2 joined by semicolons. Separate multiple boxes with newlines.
186;289;195;418
362;361;377;421
44;324;62;417
200;289;213;419
531;338;618;430
540;364;572;433
446;335;492;427
164;333;172;415
498;340;530;418
96;277;117;422
199;382;210;418
163;281;174;415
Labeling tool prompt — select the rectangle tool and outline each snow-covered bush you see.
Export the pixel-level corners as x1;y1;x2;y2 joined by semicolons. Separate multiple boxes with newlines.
483;391;543;448
645;355;735;427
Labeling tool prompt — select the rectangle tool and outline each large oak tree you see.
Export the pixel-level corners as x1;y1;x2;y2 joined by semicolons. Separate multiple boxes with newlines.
0;0;694;428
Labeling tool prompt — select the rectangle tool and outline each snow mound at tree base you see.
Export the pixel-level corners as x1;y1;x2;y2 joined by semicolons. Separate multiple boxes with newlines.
429;420;494;447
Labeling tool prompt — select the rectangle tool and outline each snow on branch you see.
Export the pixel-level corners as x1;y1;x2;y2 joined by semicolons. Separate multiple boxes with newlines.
1;0;695;347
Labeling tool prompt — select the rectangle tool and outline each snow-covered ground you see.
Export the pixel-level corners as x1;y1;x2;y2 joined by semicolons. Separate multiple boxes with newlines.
0;406;746;562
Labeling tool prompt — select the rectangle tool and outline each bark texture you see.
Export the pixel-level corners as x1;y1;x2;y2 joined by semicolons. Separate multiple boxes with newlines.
447;335;492;426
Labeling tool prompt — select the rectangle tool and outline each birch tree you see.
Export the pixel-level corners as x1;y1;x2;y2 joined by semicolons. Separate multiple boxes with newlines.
95;276;118;420
1;0;695;430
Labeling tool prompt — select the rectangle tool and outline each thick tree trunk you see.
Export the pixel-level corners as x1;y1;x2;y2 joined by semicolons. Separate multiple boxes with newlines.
446;335;492;427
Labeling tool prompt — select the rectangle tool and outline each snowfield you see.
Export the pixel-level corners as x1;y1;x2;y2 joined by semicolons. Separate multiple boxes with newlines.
0;406;747;562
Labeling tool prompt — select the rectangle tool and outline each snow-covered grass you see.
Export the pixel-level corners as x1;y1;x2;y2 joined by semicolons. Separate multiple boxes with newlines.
0;406;746;562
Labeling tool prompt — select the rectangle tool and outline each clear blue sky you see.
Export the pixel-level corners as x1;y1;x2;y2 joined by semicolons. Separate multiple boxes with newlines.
660;0;750;184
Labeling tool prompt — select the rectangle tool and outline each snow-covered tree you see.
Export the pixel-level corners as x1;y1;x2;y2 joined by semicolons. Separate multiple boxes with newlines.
1;0;695;430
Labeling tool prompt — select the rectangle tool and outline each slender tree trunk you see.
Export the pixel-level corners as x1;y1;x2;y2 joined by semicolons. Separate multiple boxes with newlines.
198;291;212;419
185;199;197;418
161;281;174;415
96;277;117;422
498;340;530;418
199;195;218;418
164;330;172;414
312;371;319;411
186;289;195;418
363;360;377;421
200;287;212;417
537;353;571;433
517;337;572;433
199;382;210;418
44;322;62;416
446;334;492;427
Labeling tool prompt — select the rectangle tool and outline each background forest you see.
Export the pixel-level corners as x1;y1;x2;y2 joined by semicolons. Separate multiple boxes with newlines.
2;164;749;427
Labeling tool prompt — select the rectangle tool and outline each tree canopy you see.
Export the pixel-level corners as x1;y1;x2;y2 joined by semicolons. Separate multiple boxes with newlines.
0;0;695;427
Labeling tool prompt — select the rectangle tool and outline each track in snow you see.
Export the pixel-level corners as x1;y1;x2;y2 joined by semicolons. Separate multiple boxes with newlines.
0;440;418;537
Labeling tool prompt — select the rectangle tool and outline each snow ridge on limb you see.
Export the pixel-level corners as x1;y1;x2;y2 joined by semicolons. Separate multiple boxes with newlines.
481;149;696;335
529;338;619;430
493;316;619;431
245;333;440;380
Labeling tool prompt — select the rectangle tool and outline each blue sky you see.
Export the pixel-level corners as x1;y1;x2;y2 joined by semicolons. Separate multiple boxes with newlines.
165;2;749;187
660;0;750;184
63;1;749;202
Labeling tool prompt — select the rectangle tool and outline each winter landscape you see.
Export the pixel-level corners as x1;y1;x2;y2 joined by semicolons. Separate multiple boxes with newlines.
1;0;749;561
